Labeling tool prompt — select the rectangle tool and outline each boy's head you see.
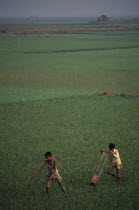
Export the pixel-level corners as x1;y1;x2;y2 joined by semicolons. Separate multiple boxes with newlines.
45;152;52;161
109;143;115;151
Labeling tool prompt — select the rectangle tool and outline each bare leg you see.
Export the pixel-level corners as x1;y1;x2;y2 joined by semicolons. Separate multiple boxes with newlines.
46;178;51;198
46;186;50;197
108;166;118;179
56;180;66;193
116;168;121;182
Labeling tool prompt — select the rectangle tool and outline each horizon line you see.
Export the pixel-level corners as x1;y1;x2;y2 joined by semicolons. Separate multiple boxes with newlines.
0;15;139;18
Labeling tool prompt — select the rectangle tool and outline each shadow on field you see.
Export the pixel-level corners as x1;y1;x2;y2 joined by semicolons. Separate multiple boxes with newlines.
23;46;139;54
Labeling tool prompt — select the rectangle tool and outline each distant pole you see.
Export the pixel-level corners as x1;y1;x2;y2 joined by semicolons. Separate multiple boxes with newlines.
17;33;20;47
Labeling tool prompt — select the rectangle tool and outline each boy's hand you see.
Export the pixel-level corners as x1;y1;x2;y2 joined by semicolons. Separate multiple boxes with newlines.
101;149;104;154
108;150;113;154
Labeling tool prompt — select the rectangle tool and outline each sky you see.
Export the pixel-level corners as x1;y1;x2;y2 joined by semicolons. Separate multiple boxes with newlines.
0;0;139;17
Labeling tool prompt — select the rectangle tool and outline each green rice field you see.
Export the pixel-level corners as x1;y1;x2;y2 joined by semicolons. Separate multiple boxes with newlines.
0;28;139;209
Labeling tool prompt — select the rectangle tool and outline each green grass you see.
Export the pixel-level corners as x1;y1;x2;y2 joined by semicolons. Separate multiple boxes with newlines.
0;31;139;94
0;88;94;104
0;29;139;209
0;94;139;209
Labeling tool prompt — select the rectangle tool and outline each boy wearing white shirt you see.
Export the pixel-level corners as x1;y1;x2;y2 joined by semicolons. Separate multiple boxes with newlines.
101;144;122;182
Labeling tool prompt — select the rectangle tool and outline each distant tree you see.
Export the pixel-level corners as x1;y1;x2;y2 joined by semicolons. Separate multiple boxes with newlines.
1;30;6;33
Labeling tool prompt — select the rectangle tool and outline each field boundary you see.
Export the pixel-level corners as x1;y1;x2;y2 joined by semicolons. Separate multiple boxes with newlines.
23;45;139;54
0;88;139;105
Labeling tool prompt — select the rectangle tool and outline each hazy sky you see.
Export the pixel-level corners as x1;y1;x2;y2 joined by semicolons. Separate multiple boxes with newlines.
0;0;139;17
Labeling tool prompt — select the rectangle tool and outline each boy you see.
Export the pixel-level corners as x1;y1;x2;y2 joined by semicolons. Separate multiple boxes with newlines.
101;144;122;182
32;152;66;197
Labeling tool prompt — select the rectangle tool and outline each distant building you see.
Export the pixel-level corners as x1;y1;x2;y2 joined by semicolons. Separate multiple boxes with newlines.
97;15;109;23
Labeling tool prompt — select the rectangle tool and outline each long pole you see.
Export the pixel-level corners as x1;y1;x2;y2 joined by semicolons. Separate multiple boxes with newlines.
97;153;108;181
53;155;75;183
17;35;20;47
95;153;105;173
24;174;33;185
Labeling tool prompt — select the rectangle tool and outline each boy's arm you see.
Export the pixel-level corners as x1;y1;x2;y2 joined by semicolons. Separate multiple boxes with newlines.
112;150;119;158
101;149;116;155
32;162;46;175
101;149;109;154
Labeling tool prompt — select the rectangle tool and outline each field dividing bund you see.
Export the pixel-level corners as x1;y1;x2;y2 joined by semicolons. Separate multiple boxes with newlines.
0;28;139;209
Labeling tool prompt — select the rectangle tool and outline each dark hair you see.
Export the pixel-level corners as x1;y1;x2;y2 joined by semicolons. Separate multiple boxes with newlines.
45;152;52;157
109;144;115;150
